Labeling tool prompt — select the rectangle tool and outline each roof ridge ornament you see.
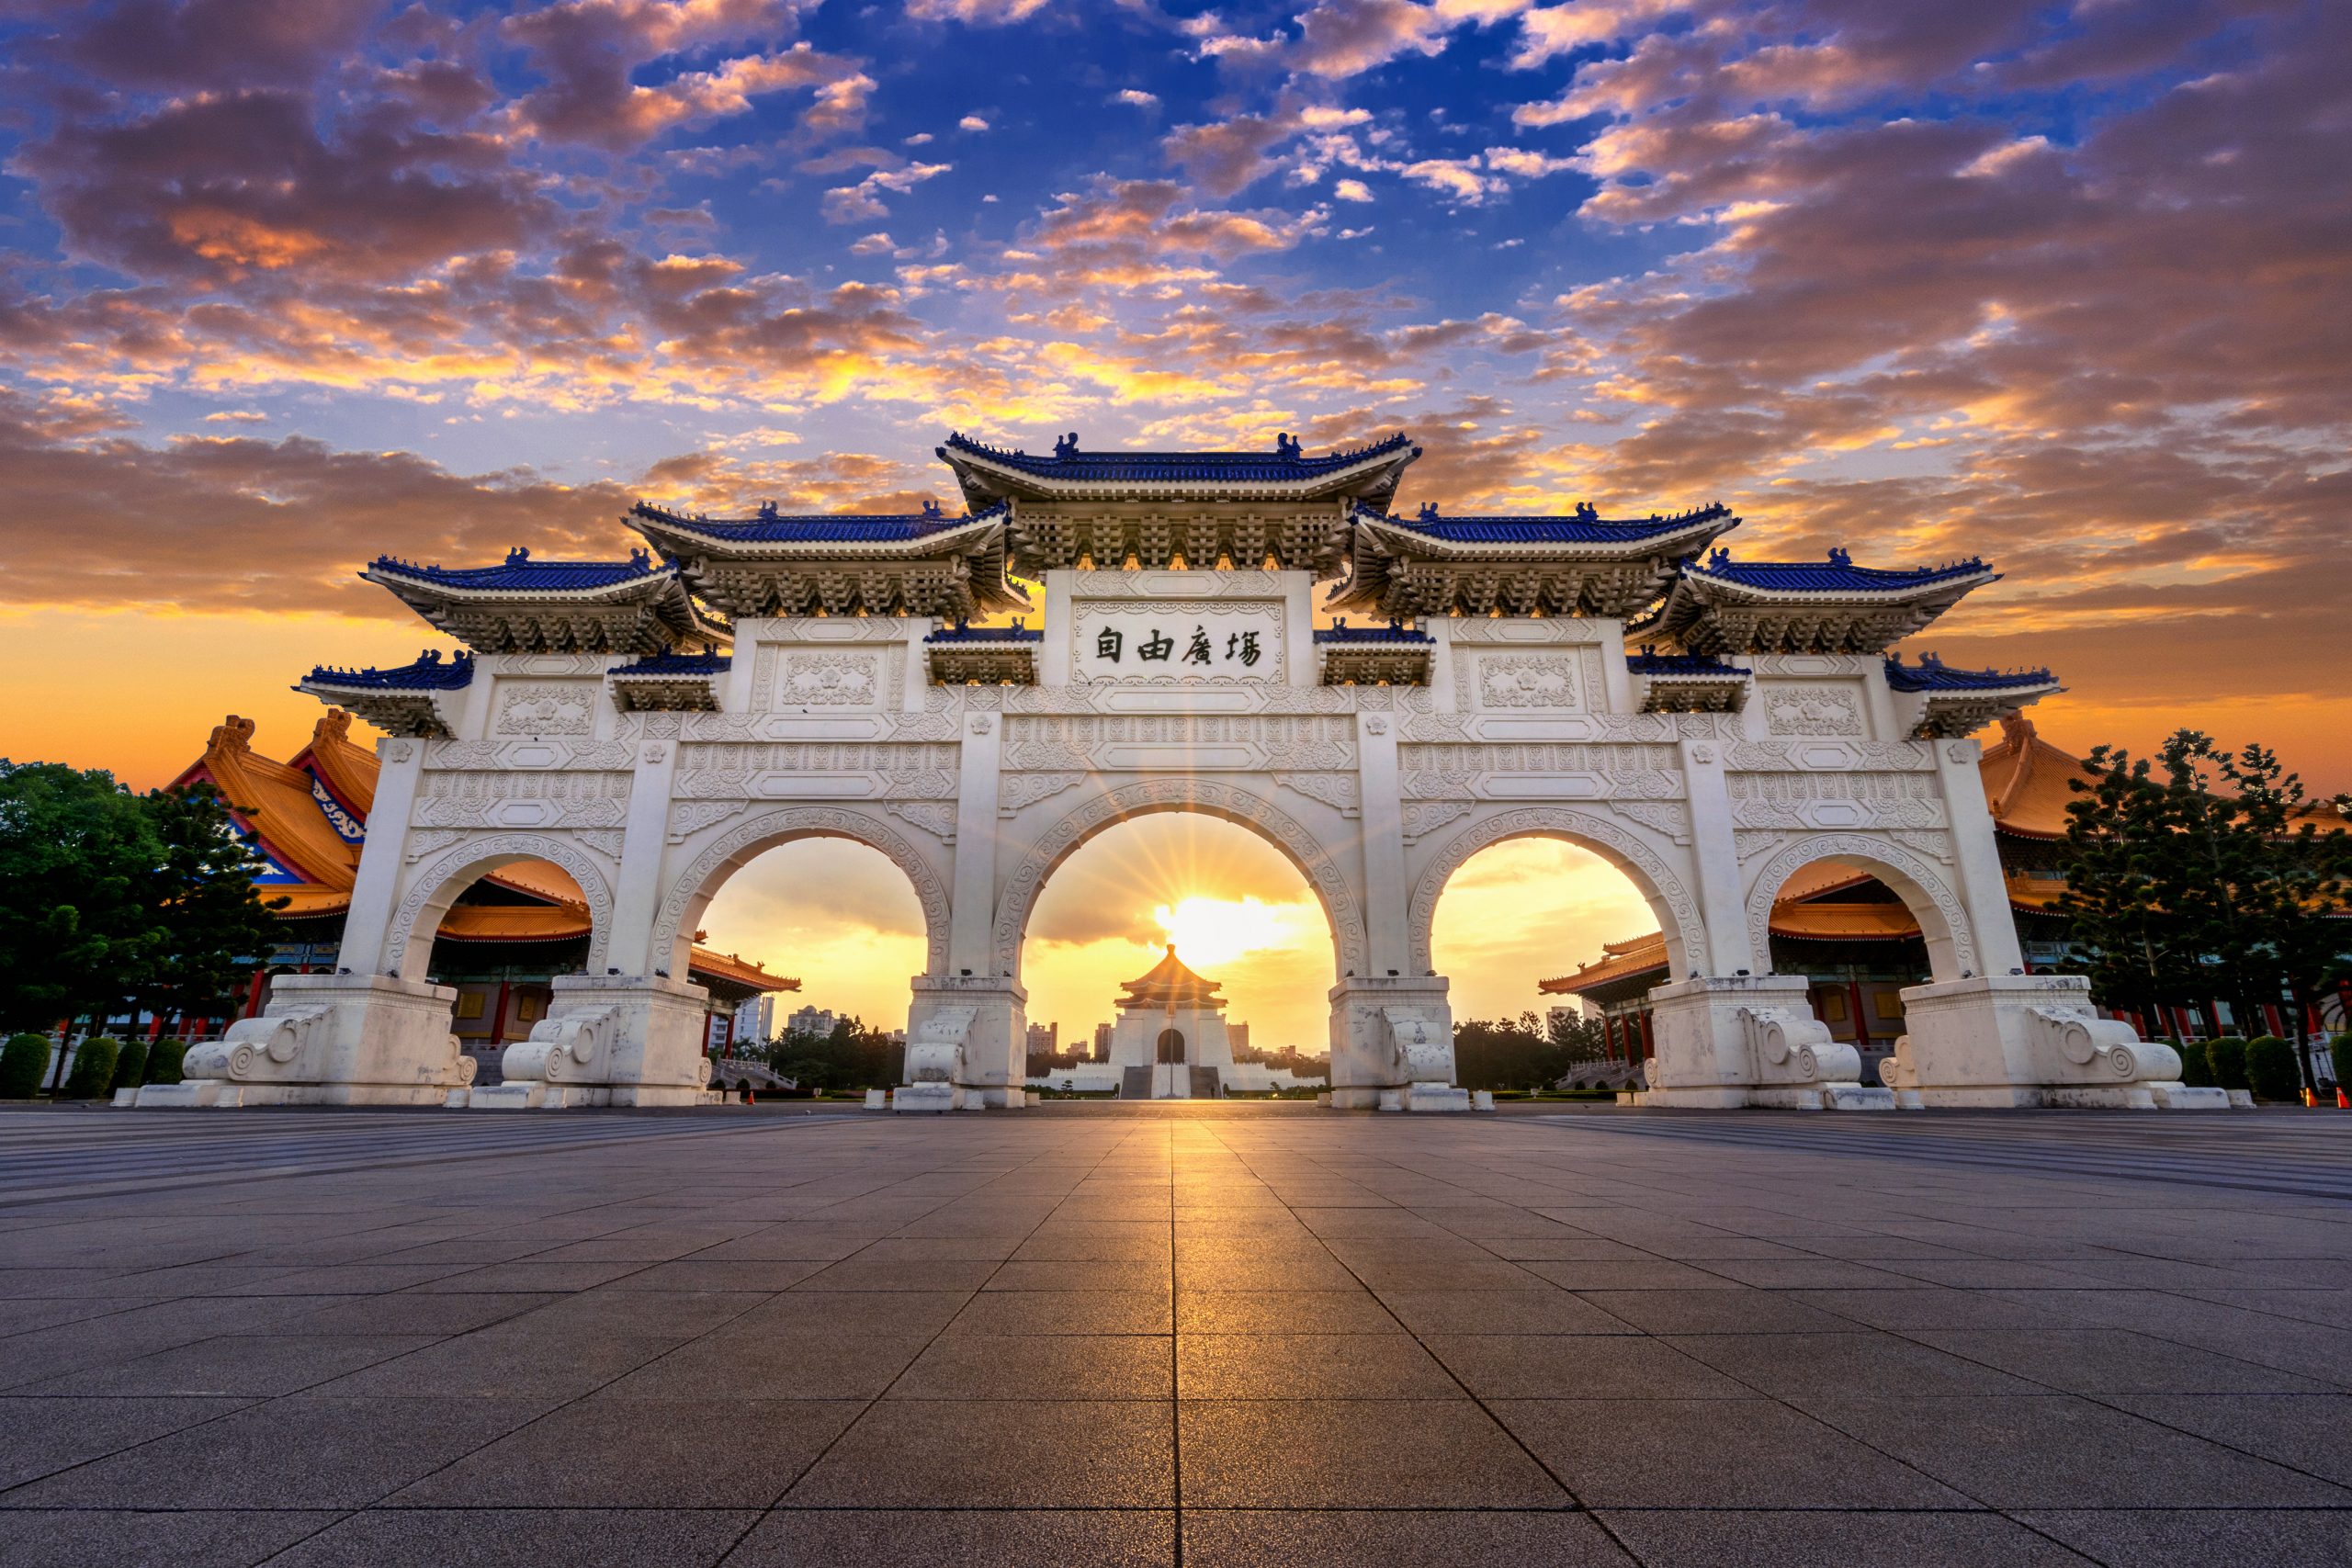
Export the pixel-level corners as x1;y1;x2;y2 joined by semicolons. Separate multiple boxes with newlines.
1418;501;1439;522
1827;546;1852;567
1709;546;1733;569
1275;433;1302;457
1053;431;1080;458
922;498;943;518
506;547;529;565
758;501;778;519
1575;502;1598;521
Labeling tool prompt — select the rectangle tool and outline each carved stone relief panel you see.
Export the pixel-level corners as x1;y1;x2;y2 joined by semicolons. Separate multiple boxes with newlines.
413;772;632;829
492;682;597;737
1758;683;1864;738
1474;651;1583;710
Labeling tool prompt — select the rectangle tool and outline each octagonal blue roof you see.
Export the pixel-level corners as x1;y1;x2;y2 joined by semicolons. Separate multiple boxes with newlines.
368;547;664;592
1883;654;2055;693
941;430;1415;484
1361;501;1731;546
304;650;475;690
1689;547;1991;593
629;499;1005;543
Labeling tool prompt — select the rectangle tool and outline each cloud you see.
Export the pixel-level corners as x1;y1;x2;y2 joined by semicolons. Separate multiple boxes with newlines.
905;0;1051;21
821;161;952;222
958;114;991;132
1111;88;1159;107
1333;177;1374;201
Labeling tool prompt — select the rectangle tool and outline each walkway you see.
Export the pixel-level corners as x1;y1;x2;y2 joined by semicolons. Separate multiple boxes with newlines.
2;1107;2348;1565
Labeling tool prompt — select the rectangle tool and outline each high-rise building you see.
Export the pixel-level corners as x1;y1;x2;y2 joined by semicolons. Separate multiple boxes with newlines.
1025;1021;1059;1055
1228;1021;1250;1058
786;1005;837;1038
1092;1021;1114;1060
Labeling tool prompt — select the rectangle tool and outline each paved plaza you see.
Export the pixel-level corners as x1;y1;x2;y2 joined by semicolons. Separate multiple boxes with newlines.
3;1106;2350;1566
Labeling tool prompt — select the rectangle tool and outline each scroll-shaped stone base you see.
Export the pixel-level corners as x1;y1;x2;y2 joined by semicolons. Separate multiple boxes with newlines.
903;976;1027;1110
1885;974;2223;1110
474;974;715;1110
1328;976;1458;1110
136;974;474;1108
1640;975;1893;1110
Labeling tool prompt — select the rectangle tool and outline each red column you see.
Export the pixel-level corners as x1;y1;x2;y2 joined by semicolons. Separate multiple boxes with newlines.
1848;980;1872;1053
488;979;512;1048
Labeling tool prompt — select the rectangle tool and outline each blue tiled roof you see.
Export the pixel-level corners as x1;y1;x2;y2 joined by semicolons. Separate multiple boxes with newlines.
1365;501;1731;545
1629;650;1750;676
941;431;1415;483
1690;546;1990;593
925;620;1041;643
368;547;663;592
611;651;732;676
305;650;475;690
1315;620;1431;644
1883;654;2054;693
630;499;1003;542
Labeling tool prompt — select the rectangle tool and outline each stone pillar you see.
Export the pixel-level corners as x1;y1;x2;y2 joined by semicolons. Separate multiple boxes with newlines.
1643;974;1891;1110
1356;708;1414;978
1930;736;2025;977
337;737;431;976
902;974;1029;1111
1678;737;1758;978
603;725;682;976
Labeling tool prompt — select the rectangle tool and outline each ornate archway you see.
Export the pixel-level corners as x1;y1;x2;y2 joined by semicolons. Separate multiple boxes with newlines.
653;807;954;976
389;832;616;980
1743;833;1979;982
1408;807;1710;979
990;777;1371;981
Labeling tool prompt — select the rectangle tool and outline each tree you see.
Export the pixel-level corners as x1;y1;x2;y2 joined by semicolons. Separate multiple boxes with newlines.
1453;1011;1572;1090
763;1014;903;1091
2060;730;2352;1089
0;762;163;1044
139;783;288;1030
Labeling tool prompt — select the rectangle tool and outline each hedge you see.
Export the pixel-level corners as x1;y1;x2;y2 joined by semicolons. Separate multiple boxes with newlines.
2204;1036;2249;1092
146;1038;189;1087
2332;1033;2352;1095
2245;1035;2299;1103
108;1038;150;1096
2173;1039;2213;1088
62;1037;121;1100
0;1034;51;1099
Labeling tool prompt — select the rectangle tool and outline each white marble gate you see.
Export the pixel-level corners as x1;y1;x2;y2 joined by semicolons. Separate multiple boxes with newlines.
143;432;2213;1111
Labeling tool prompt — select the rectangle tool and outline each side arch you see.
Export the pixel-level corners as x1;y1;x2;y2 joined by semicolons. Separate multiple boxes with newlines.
990;778;1371;980
1408;807;1712;979
388;832;616;980
1743;833;1979;982
651;807;953;978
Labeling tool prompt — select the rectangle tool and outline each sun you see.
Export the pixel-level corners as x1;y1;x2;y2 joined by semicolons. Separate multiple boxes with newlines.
1151;894;1311;969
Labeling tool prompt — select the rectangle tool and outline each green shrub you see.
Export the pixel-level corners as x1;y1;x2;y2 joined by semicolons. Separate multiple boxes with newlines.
2204;1036;2248;1091
0;1034;51;1099
62;1036;120;1099
108;1038;150;1095
2173;1039;2213;1088
145;1038;189;1087
2245;1035;2300;1103
2331;1033;2351;1096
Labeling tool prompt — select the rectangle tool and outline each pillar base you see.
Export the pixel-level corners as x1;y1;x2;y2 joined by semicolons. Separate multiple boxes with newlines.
136;974;473;1108
478;974;713;1109
1886;975;2221;1110
1642;975;1875;1110
902;976;1027;1109
1329;976;1459;1104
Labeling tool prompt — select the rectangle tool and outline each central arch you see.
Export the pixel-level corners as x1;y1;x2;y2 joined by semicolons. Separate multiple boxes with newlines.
1408;807;1711;979
991;778;1371;982
654;807;954;978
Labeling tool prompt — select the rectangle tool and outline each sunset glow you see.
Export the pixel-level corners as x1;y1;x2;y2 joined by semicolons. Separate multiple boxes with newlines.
6;0;2346;1047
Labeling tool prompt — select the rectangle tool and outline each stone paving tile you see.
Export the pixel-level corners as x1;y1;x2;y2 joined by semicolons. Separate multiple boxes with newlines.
1910;1327;2331;1395
2106;1393;2352;1488
1175;1289;1399;1334
786;1399;1174;1506
390;1394;860;1507
2012;1509;2352;1568
0;1393;253;1489
266;1506;758;1567
1178;1331;1458;1398
888;1333;1172;1398
1427;1333;1758;1400
1665;1330;2048;1398
1493;1397;1970;1508
17;1332;439;1397
1577;1286;1858;1335
947;1287;1171;1336
1596;1508;2096;1565
729;1509;1175;1567
0;1507;342;1568
1794;1393;2352;1508
1180;1399;1569;1508
1183;1509;1633;1566
2;1393;549;1508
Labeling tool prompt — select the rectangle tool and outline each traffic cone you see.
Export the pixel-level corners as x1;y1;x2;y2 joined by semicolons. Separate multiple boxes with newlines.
2337;1087;2349;1110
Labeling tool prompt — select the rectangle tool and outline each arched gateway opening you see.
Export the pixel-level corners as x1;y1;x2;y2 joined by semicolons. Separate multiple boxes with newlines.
1015;807;1347;1098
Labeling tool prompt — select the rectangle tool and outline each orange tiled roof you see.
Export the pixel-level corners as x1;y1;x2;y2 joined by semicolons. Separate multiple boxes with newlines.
1979;714;2102;840
176;716;362;892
